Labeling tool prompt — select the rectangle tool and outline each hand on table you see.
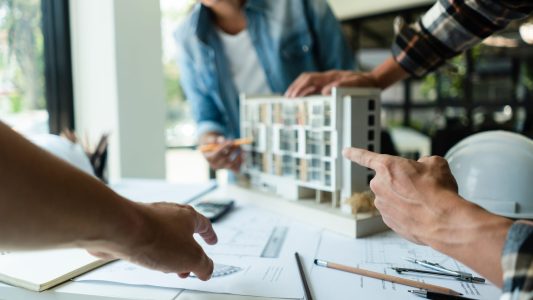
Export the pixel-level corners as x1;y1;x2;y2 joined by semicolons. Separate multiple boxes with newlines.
88;202;218;281
200;134;243;173
342;148;462;245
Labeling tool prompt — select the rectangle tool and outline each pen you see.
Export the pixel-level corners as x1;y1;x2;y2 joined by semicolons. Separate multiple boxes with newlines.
295;252;313;300
314;259;462;296
198;137;253;153
409;289;478;300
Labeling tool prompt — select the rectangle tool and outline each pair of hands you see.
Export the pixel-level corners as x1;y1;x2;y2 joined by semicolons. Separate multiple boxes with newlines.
88;202;218;281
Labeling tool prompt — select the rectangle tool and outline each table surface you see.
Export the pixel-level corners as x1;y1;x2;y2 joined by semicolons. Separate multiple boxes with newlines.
0;183;499;300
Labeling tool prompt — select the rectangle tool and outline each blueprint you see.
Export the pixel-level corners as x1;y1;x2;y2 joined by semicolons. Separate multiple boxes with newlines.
75;203;501;299
310;231;502;300
76;205;321;299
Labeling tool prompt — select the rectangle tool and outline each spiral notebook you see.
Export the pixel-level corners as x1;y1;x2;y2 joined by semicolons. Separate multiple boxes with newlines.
0;249;110;291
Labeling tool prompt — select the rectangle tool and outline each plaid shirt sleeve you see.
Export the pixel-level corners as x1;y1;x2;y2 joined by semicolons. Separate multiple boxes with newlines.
392;0;533;77
500;221;533;300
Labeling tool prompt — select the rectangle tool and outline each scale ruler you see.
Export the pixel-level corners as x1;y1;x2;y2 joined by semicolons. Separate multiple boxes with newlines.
261;226;288;258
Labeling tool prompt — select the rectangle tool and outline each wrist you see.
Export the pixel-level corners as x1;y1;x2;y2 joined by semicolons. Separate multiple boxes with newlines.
425;193;513;285
79;197;153;259
370;57;410;89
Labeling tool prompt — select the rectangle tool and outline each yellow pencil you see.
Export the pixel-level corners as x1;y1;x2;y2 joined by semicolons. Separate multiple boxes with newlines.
314;259;463;296
198;137;253;153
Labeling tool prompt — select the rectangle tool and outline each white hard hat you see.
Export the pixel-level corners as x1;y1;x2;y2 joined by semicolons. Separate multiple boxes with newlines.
27;134;95;177
445;131;533;219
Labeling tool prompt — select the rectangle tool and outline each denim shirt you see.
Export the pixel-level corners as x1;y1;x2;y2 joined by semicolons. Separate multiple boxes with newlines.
175;0;355;139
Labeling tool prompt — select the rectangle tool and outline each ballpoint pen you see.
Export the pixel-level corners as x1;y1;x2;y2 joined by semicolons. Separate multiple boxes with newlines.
397;258;485;283
409;289;478;300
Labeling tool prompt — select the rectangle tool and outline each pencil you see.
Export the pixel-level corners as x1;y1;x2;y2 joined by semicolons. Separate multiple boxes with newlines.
198;137;253;153
314;259;462;296
295;252;313;300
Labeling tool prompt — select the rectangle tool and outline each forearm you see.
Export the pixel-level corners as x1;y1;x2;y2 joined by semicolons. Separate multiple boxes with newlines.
0;122;140;251
392;1;532;77
369;57;410;89
425;192;513;286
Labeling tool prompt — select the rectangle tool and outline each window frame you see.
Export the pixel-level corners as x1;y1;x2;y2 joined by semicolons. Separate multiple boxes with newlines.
41;0;75;134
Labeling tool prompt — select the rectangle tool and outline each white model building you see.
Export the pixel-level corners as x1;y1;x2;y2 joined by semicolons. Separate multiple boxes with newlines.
240;88;387;237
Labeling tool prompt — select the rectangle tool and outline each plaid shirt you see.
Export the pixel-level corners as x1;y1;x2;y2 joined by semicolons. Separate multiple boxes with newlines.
392;0;533;77
501;222;533;300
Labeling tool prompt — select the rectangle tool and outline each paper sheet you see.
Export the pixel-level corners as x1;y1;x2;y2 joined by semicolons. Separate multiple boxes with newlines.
196;206;282;257
77;256;301;299
76;205;322;299
109;179;217;204
310;231;502;300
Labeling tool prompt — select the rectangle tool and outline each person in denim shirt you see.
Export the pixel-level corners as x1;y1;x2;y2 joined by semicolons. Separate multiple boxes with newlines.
175;0;354;172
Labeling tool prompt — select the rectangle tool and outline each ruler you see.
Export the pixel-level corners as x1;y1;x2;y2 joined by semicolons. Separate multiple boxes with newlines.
261;226;288;258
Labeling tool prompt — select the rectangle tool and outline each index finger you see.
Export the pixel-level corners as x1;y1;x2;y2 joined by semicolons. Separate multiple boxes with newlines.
342;147;385;171
194;212;218;245
191;251;214;281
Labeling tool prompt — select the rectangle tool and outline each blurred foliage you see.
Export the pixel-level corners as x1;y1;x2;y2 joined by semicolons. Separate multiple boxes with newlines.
9;92;22;112
419;73;437;100
0;0;45;113
164;62;184;105
419;45;484;101
161;0;194;107
524;63;533;91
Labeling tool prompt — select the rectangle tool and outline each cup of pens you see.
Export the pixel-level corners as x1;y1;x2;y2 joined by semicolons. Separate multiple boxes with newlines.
61;129;110;183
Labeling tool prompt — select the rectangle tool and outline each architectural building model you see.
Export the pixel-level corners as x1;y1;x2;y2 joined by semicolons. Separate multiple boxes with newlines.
240;88;388;237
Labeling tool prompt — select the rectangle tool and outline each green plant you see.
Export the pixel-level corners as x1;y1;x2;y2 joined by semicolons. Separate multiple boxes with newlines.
9;92;22;113
0;0;45;112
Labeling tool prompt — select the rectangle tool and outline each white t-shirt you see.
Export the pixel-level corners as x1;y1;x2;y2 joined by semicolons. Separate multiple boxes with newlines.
217;29;272;96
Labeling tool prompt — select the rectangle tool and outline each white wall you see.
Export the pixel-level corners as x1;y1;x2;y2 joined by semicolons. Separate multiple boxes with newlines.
70;0;166;180
328;0;434;20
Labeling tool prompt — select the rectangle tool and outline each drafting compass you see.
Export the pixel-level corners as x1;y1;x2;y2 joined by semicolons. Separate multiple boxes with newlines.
392;258;485;283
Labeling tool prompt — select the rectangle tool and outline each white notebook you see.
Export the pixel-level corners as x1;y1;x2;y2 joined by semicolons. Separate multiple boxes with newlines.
0;249;109;291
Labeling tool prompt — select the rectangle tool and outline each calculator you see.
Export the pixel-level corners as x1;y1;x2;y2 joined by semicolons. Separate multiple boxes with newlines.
192;199;235;222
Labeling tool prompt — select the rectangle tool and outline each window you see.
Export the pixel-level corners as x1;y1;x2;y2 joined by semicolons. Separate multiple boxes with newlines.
161;0;196;148
0;0;74;135
0;0;47;134
160;0;210;183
